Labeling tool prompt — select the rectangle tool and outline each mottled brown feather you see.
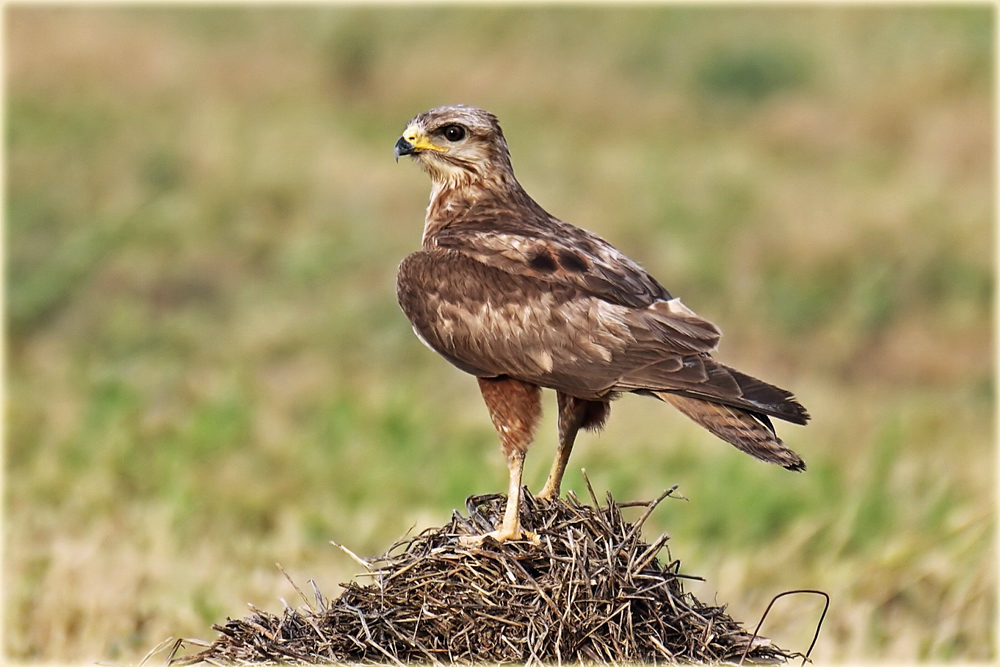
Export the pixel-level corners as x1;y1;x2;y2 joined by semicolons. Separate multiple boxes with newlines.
658;393;805;470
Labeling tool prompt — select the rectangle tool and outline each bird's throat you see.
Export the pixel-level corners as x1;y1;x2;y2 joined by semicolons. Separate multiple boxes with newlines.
422;182;473;248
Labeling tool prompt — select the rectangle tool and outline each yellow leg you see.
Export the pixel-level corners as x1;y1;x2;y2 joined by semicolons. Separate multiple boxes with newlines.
492;448;535;542
538;393;609;500
461;448;539;545
538;434;573;500
462;376;542;545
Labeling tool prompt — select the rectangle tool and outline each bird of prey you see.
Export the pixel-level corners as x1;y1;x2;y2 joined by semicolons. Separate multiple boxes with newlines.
394;105;809;543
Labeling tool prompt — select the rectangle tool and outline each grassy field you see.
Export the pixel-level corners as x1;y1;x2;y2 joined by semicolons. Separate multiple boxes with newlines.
4;5;994;663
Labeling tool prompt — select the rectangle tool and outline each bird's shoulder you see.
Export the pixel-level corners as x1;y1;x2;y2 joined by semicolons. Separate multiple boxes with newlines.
428;205;672;309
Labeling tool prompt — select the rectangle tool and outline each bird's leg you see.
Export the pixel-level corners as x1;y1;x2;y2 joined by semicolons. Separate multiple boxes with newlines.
465;376;542;544
496;447;528;542
538;393;609;500
538;393;586;500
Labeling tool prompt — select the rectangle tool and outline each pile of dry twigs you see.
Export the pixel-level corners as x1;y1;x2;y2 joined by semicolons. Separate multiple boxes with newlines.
174;485;793;664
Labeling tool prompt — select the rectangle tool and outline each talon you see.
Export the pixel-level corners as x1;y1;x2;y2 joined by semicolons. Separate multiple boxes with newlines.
459;529;540;546
458;534;487;547
519;530;541;545
537;485;559;501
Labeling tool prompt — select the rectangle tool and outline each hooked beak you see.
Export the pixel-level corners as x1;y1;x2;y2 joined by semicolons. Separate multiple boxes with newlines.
394;136;414;162
393;123;449;163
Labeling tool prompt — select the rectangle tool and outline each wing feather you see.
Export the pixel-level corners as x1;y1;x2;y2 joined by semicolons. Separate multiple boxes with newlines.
398;249;631;395
431;205;672;308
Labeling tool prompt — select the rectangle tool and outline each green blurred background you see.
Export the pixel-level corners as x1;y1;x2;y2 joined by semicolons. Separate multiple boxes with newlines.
5;4;994;663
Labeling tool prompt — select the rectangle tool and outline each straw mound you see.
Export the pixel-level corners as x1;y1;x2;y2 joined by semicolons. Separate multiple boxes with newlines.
177;487;792;664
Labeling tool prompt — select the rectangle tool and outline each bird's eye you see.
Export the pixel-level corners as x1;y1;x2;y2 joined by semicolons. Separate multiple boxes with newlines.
442;125;466;142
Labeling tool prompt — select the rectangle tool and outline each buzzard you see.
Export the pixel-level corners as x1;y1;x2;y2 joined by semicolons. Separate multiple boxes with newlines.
394;105;809;543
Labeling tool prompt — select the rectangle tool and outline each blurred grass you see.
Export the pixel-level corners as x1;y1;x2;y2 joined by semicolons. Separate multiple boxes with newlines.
4;4;994;663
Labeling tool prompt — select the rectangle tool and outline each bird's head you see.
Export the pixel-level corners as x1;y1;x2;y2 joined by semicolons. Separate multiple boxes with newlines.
394;105;515;189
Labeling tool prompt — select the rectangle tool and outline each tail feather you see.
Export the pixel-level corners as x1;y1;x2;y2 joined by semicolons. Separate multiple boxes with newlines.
657;392;806;471
620;357;810;426
721;364;810;425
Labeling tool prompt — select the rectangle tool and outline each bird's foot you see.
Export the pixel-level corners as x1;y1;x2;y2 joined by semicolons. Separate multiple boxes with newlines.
459;527;540;547
536;485;559;501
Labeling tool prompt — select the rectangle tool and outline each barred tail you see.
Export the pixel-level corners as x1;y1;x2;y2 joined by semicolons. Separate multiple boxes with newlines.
657;392;806;471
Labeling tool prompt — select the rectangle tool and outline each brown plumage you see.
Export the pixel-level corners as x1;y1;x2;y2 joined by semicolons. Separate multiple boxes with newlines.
394;105;809;542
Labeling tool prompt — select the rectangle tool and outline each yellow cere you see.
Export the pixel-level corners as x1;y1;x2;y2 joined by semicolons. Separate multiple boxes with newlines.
404;125;449;153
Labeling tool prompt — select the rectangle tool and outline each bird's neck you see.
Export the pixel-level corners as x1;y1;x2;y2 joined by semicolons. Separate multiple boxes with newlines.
421;176;532;249
421;182;475;248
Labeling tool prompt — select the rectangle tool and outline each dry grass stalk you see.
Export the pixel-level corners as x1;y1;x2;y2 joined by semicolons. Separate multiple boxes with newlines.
175;488;795;664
